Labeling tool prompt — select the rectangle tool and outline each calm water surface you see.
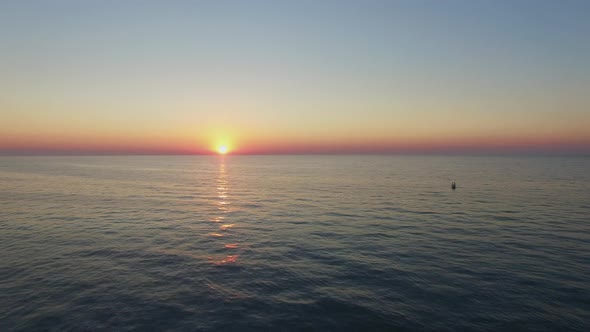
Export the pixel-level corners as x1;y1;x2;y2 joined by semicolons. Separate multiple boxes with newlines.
1;156;589;331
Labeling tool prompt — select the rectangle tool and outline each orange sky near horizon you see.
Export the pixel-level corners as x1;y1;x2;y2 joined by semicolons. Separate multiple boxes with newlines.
1;125;589;155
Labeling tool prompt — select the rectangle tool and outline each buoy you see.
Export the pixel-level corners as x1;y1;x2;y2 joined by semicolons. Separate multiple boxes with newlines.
451;182;456;190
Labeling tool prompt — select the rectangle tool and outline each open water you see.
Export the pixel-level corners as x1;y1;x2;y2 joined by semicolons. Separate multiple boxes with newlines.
1;155;589;331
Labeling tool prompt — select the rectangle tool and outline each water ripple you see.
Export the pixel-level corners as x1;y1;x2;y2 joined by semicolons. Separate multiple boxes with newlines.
1;155;589;331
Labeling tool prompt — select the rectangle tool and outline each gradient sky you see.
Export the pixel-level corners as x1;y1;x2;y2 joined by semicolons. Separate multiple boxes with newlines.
1;0;589;155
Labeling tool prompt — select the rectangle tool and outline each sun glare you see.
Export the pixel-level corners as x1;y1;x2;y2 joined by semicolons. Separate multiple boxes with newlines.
217;146;228;154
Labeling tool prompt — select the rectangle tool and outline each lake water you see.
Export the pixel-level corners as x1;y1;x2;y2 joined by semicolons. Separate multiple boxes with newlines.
1;155;589;331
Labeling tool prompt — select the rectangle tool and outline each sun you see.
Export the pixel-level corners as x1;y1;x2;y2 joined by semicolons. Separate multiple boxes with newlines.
217;145;228;155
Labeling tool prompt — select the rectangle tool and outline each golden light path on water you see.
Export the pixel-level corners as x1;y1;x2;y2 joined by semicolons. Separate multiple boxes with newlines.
209;156;239;266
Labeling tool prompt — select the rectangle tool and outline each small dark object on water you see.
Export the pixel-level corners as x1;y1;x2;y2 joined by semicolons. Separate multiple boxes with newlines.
451;182;456;190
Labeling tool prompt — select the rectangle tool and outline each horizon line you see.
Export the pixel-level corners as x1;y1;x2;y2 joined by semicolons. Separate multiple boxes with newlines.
1;151;589;157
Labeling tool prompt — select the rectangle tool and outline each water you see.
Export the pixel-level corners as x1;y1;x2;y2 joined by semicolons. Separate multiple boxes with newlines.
1;155;589;331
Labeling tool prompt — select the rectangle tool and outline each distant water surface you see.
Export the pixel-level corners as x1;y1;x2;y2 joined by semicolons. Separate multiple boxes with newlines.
0;155;589;331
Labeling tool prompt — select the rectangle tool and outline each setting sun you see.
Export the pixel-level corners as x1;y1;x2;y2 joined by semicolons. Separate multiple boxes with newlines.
217;146;228;154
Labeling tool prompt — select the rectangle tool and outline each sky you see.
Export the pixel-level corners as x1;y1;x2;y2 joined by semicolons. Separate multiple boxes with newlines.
1;0;589;155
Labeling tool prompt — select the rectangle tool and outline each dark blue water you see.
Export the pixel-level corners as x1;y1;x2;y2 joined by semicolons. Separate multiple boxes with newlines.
1;156;589;331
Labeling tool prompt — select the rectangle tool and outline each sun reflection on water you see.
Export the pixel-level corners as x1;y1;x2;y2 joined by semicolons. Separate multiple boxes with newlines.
220;224;234;230
209;157;241;266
